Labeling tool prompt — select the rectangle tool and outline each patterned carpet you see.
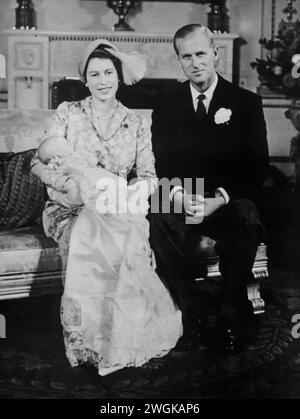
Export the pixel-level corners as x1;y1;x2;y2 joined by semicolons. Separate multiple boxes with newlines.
0;268;299;399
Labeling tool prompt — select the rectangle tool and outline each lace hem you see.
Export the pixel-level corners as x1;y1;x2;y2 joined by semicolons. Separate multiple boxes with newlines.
62;311;182;376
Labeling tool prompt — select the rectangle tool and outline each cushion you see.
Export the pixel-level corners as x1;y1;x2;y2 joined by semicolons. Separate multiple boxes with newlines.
0;110;55;153
0;150;45;229
0;225;62;275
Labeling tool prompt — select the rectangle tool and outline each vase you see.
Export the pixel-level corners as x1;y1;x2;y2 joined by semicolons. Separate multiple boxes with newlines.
207;1;229;33
15;0;34;30
107;0;137;32
286;100;300;190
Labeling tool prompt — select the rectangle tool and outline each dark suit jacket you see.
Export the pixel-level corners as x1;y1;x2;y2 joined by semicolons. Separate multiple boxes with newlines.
151;76;269;200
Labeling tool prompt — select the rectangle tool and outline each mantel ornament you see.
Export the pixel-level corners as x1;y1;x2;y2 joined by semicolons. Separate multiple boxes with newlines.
207;0;229;33
105;1;229;33
14;0;35;30
107;0;138;32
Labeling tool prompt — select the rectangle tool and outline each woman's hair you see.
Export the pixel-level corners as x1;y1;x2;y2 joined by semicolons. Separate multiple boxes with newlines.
83;45;124;84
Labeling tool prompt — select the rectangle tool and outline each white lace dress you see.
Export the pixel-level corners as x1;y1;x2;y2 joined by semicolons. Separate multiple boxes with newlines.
35;98;182;375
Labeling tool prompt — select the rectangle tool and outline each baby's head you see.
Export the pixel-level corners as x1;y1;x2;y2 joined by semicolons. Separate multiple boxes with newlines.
38;135;73;164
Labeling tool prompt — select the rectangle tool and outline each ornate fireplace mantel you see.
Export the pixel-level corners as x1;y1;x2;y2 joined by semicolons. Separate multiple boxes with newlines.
5;29;238;110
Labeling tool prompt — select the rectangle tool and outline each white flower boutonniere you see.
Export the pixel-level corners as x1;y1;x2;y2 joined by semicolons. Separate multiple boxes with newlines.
214;108;232;125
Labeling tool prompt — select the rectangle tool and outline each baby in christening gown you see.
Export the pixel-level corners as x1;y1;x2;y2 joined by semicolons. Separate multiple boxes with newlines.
38;135;183;376
38;134;147;269
38;135;149;215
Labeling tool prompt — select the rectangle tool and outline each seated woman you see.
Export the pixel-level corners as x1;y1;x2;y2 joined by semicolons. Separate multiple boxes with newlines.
31;39;182;376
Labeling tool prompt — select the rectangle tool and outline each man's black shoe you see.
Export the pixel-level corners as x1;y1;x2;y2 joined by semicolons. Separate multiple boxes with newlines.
221;325;240;354
176;317;202;350
214;312;256;354
175;318;211;351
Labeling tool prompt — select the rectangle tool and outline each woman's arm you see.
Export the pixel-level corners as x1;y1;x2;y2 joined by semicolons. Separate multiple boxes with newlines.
31;102;71;189
31;154;83;207
134;114;158;197
31;156;70;191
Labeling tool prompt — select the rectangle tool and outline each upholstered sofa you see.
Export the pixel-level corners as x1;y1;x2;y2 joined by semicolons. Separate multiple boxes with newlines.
0;109;268;314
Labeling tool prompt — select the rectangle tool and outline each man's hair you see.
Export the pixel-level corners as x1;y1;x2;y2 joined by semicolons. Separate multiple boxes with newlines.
173;24;215;56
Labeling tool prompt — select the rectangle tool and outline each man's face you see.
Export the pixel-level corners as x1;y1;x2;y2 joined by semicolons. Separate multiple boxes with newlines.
176;30;218;90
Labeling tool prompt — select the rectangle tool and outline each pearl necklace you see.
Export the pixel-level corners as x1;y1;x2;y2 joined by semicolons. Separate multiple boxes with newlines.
93;102;119;121
93;103;119;142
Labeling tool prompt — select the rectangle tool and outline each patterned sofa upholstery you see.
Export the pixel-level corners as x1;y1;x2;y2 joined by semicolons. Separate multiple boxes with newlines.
0;109;268;313
0;109;62;300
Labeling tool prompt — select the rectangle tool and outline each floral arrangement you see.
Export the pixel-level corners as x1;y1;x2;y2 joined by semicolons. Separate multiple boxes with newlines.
251;1;300;97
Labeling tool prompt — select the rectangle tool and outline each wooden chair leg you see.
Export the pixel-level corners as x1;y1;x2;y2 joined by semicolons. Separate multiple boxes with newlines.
247;279;266;315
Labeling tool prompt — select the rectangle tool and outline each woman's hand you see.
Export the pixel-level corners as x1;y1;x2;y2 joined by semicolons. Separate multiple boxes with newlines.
48;176;83;206
127;180;150;214
38;165;69;190
63;178;83;205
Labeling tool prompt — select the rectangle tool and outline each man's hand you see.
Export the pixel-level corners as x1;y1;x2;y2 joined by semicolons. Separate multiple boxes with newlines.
173;192;205;224
204;196;226;217
172;190;184;213
184;194;205;224
184;194;204;216
173;191;203;215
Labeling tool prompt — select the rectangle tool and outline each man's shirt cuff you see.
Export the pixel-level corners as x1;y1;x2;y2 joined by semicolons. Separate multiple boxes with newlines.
169;186;186;202
215;187;230;204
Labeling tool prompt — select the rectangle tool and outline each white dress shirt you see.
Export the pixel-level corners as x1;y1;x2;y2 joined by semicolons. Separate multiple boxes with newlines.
169;74;230;205
190;74;218;113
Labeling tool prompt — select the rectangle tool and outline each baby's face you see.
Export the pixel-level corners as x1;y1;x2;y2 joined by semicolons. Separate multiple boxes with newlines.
39;136;73;164
55;139;73;155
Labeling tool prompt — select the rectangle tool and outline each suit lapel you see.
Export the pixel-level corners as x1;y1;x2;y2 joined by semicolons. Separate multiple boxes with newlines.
179;81;196;120
174;82;195;141
207;76;233;125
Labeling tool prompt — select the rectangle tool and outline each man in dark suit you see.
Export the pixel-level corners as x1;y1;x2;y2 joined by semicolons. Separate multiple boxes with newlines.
149;24;269;350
